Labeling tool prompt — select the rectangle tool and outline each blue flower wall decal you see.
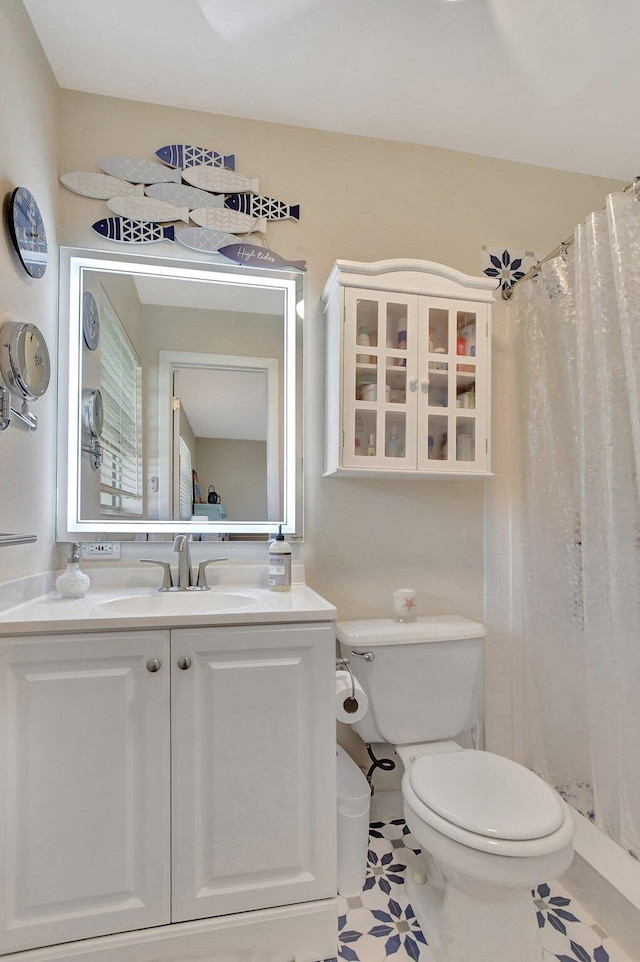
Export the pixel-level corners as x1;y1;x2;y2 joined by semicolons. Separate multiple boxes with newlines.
484;249;526;291
481;245;540;293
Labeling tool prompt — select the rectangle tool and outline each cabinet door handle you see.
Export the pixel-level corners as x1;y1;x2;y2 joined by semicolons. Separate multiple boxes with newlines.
409;377;418;390
146;658;162;672
420;378;429;389
177;656;192;670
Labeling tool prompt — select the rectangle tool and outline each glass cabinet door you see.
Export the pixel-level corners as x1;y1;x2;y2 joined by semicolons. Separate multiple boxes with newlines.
417;299;488;472
343;288;418;468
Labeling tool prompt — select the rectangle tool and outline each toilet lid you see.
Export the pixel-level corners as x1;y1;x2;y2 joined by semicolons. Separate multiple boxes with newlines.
409;751;565;840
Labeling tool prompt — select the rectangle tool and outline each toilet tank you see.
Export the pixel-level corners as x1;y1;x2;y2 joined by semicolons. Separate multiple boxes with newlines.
336;615;486;746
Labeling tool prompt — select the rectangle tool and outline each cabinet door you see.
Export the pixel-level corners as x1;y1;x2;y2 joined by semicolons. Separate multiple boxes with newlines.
171;623;336;922
0;630;171;955
342;287;419;468
417;298;490;472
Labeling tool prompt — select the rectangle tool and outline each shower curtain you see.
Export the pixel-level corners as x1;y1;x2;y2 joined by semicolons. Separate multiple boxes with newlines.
512;188;640;860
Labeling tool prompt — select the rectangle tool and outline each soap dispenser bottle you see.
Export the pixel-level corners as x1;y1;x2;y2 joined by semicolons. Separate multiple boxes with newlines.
268;525;291;591
55;542;91;598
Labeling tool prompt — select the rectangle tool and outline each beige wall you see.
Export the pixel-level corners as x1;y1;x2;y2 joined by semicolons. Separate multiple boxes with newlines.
0;17;623;623
57;89;622;626
0;0;60;584
195;438;267;522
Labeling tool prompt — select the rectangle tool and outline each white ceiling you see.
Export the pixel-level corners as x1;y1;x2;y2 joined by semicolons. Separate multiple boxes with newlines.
174;367;268;442
22;0;640;181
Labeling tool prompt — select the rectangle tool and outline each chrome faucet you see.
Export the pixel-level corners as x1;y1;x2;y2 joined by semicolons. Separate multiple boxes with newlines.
173;534;194;589
141;537;228;591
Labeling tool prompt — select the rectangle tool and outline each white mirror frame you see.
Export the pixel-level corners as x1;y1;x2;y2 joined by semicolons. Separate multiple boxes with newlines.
57;247;298;538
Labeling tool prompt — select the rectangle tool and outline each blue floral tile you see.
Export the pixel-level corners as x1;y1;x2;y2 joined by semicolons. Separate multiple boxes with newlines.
482;245;540;293
369;899;427;960
363;849;407;896
326;815;629;962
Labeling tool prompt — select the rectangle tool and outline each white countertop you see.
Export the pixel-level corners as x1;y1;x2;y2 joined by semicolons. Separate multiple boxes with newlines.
0;580;336;636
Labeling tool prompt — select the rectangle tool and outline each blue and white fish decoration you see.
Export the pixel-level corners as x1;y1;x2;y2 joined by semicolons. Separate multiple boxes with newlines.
155;144;235;170
145;183;224;210
219;244;306;271
175;226;240;255
99;156;181;184
60;171;145;200
225;194;300;221
190;208;267;234
182;165;258;195
107;196;189;223
92;217;176;244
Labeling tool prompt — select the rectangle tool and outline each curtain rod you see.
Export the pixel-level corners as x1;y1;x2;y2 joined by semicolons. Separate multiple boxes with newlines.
501;175;640;300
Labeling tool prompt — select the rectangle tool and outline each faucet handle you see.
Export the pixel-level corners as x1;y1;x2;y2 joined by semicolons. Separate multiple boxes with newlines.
140;559;173;591
196;556;229;589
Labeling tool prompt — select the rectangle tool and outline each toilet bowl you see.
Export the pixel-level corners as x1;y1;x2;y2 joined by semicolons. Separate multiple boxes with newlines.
397;742;574;962
336;616;575;962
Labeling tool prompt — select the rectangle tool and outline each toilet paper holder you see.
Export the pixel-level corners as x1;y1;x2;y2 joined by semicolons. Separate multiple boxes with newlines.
336;657;356;699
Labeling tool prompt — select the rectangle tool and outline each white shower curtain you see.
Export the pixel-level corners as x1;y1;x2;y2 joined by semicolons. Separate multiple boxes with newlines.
512;188;640;859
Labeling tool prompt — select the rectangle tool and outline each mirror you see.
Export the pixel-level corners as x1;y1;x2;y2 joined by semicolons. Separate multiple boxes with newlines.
58;247;301;539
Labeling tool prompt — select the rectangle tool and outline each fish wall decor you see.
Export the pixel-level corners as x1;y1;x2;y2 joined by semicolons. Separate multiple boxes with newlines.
92;217;176;244
219;244;306;271
190;208;267;234
224;194;300;221
107;196;189;223
175;226;240;255
155;144;235;170
145;183;224;210
99;156;181;184
182;165;258;195
60;171;145;200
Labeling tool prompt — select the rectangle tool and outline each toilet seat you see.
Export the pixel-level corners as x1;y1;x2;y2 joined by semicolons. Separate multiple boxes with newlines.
409;750;565;840
402;751;575;858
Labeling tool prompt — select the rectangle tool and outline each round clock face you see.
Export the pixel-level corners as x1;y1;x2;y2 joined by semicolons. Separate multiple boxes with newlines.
82;291;100;350
8;188;48;279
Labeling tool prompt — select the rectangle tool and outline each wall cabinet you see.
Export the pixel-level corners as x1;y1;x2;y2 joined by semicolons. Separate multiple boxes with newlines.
0;622;336;958
323;259;495;477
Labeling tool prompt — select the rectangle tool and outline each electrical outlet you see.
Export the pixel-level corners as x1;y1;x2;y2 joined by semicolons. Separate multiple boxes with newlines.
80;542;121;560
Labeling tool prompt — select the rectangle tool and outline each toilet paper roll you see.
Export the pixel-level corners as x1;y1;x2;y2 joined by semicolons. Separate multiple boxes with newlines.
336;669;369;724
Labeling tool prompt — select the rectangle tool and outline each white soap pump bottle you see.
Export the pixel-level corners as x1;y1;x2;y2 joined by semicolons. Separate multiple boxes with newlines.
55;542;91;598
268;525;291;591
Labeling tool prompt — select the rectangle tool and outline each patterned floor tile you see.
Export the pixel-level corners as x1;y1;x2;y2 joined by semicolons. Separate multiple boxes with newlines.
330;818;630;962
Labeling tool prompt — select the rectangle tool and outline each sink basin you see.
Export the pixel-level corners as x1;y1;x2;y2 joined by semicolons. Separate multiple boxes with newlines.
99;591;255;616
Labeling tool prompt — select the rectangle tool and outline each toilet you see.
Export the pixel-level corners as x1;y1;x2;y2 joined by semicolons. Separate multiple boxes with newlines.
337;615;575;962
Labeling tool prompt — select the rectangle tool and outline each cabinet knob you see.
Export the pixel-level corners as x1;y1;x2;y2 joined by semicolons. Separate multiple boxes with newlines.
146;658;162;673
177;656;192;671
409;377;418;390
420;378;429;389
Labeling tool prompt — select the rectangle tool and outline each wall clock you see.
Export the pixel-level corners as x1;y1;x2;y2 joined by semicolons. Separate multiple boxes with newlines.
8;187;48;278
82;291;100;350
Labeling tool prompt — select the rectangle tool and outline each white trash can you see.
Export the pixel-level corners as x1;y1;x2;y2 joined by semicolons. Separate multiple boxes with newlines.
336;745;371;896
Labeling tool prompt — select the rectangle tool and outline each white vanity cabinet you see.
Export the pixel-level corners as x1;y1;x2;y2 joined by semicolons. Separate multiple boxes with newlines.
0;618;337;961
171;623;336;922
0;630;171;955
323;259;495;477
